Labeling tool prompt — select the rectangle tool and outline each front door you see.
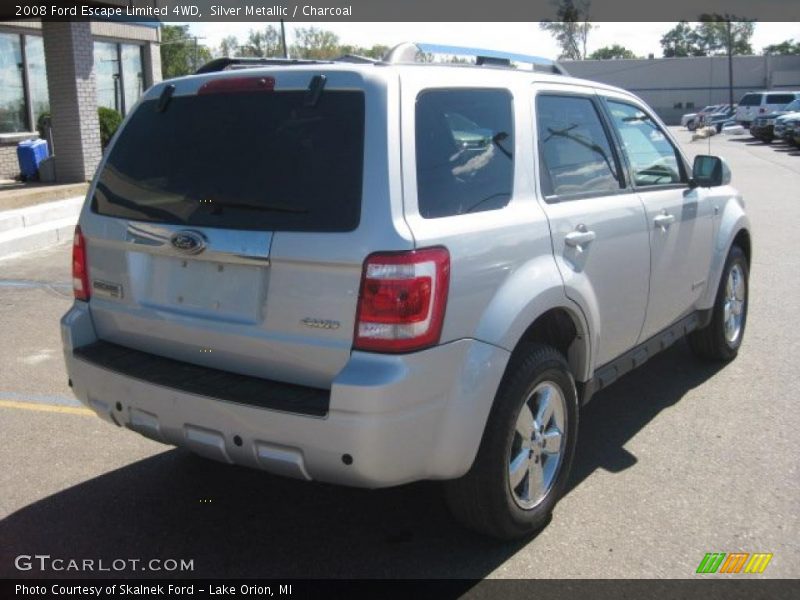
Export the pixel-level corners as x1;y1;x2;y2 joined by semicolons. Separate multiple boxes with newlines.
602;98;714;341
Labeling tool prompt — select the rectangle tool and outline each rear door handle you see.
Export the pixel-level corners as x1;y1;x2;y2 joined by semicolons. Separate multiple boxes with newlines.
654;213;676;230
564;229;596;248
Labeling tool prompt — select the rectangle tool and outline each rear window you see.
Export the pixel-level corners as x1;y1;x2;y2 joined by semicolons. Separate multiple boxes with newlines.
738;94;763;107
415;89;514;218
766;93;796;106
92;89;365;232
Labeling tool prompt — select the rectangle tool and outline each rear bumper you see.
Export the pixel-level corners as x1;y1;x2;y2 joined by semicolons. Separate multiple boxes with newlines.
61;303;510;488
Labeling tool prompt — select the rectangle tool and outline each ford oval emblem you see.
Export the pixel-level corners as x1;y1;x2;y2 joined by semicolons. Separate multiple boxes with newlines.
170;230;206;255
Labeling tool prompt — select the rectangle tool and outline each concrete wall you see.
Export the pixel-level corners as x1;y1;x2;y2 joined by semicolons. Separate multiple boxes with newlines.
562;55;800;124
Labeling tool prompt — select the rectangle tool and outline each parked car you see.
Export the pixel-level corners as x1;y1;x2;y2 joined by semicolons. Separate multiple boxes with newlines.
683;104;721;131
735;90;800;128
61;43;752;540
773;115;798;143
703;105;736;132
771;102;800;143
680;111;699;128
786;118;800;147
750;98;800;142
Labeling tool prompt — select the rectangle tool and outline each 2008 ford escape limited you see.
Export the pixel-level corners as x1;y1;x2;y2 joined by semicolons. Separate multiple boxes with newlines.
62;43;751;539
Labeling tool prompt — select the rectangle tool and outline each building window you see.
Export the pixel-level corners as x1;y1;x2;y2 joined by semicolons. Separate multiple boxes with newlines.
94;41;144;116
121;44;144;114
25;35;50;130
0;33;25;133
0;32;49;134
94;41;120;113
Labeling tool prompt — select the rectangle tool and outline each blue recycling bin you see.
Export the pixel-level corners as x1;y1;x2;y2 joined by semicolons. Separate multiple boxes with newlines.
17;139;49;180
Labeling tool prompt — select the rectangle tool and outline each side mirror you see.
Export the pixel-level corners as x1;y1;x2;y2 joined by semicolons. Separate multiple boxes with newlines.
692;154;731;187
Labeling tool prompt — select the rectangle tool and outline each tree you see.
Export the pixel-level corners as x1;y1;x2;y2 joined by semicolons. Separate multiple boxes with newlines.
696;15;754;56
660;18;754;58
337;44;390;60
588;44;636;60
239;26;282;57
218;35;239;58
160;25;212;77
539;0;593;60
660;21;705;57
290;27;341;59
762;39;800;56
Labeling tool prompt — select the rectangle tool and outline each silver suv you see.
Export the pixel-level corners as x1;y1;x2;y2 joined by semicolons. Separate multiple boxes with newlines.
61;43;752;539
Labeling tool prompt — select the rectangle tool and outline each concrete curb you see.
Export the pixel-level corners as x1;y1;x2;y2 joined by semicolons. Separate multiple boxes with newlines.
0;196;83;259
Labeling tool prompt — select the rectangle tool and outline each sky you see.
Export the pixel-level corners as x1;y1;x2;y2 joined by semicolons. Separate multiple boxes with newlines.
186;22;800;58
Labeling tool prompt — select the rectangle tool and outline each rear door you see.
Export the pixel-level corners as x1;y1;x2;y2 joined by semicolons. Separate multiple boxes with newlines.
601;96;714;341
79;69;408;389
534;88;651;366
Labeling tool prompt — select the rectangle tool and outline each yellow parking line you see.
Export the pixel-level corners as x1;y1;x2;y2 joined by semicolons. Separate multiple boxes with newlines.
0;399;93;416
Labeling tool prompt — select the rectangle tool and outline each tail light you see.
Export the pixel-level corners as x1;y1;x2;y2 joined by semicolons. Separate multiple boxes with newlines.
72;226;90;301
354;248;450;353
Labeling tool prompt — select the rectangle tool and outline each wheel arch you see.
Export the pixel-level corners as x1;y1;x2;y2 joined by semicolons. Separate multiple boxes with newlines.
700;198;752;309
507;307;591;385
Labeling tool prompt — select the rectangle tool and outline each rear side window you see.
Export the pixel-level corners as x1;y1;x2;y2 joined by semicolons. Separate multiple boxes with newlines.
766;93;796;106
415;89;514;218
92;89;365;232
738;94;763;107
536;94;622;200
606;100;686;187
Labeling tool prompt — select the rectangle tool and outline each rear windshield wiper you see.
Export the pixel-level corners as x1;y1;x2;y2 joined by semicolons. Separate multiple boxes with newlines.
206;201;309;215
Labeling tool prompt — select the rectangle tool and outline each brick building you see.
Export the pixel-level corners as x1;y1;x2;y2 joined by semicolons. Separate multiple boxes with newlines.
0;14;161;182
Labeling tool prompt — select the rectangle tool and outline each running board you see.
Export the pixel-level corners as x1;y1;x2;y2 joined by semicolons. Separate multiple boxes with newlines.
579;310;712;405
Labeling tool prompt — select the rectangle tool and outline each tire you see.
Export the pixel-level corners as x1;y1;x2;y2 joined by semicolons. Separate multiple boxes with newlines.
444;343;579;539
687;119;698;132
689;245;749;361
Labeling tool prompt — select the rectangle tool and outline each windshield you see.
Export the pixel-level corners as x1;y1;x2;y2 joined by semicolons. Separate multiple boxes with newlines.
92;89;365;232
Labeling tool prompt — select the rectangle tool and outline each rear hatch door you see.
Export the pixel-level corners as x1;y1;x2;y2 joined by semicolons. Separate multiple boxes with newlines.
80;69;394;389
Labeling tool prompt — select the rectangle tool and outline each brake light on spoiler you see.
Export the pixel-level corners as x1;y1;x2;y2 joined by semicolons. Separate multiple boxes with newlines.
354;248;450;353
198;76;275;95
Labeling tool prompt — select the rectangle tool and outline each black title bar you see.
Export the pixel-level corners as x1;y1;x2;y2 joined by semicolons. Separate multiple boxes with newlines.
3;0;800;22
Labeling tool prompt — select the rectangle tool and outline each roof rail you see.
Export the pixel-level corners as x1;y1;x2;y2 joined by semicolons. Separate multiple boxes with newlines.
382;42;569;75
195;56;332;74
334;54;379;64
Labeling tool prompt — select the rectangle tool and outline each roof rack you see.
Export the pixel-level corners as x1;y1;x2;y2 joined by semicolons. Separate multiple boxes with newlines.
194;44;568;76
195;57;333;74
383;42;569;75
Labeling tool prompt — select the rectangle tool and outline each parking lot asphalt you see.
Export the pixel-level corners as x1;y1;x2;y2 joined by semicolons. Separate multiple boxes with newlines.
0;129;798;579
